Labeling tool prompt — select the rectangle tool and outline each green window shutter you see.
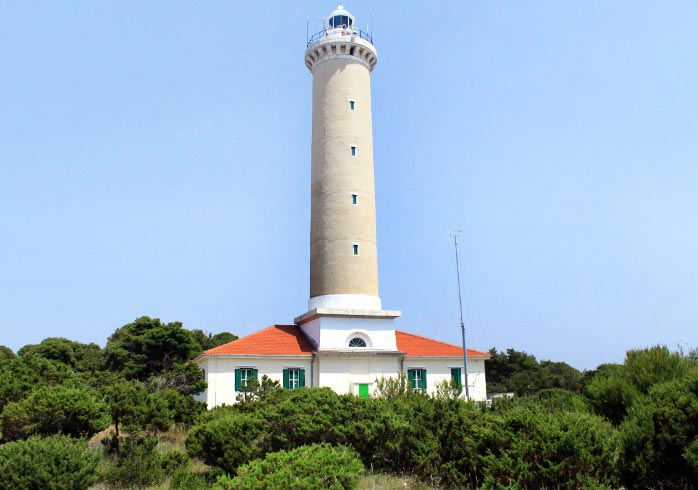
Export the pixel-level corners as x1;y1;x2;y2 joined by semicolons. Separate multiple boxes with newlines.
283;369;289;389
252;369;258;382
235;368;241;392
299;369;306;387
407;369;416;390
422;369;428;391
451;368;462;387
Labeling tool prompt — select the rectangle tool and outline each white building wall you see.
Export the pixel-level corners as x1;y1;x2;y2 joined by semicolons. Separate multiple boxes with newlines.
317;356;400;396
198;356;312;408
404;357;487;401
300;315;398;350
198;354;487;407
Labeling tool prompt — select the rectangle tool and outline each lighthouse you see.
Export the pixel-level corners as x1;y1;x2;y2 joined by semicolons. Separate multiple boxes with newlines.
305;4;380;312
295;4;401;354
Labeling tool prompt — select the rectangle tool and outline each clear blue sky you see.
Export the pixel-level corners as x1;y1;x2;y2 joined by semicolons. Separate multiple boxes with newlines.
2;1;696;370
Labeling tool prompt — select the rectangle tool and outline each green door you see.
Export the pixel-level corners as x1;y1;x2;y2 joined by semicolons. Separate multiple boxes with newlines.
358;384;369;399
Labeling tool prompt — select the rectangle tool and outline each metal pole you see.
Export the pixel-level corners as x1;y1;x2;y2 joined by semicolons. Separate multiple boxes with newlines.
452;232;470;400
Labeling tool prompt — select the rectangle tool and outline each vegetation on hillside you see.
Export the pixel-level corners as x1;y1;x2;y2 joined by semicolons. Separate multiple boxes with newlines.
0;318;696;489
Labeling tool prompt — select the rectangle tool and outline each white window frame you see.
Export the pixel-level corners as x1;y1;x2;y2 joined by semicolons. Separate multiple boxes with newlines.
288;368;300;389
350;145;357;157
349;99;356;111
240;368;254;388
352;243;359;256
408;368;425;391
351;193;358;205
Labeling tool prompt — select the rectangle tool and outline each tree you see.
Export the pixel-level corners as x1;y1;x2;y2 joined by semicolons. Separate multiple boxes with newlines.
0;385;109;442
584;346;694;425
103;378;177;444
18;337;104;372
190;329;238;354
0;346;15;360
148;361;207;396
104;316;200;379
0;356;72;413
0;435;99;490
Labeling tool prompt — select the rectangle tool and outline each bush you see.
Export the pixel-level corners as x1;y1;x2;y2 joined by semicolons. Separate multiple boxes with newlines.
101;435;166;489
617;369;698;489
216;444;364;490
186;388;380;474
0;435;99;490
0;384;109;441
186;411;268;474
169;467;212;490
478;406;617;489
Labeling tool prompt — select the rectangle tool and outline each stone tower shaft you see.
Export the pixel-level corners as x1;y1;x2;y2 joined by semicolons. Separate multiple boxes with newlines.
305;5;381;311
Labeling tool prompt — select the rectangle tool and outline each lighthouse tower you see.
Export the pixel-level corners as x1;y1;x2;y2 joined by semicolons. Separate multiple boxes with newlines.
295;5;401;355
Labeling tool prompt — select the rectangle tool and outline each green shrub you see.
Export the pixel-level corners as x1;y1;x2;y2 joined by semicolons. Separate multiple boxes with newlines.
0;384;109;441
169;467;212;489
186;388;379;474
215;444;364;490
0;434;99;490
101;435;166;489
186;410;268;474
617;369;698;489
478;406;617;489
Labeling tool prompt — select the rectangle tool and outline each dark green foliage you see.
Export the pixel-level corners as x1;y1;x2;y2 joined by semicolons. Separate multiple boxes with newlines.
190;329;238;354
617;369;698;489
18;337;104;372
235;374;281;403
0;435;99;490
584;364;639;424
169;468;212;490
0;356;72;413
584;345;693;425
0;345;15;360
187;388;381;474
102;378;177;456
186;410;268;474
156;388;206;426
0;384;109;441
217;444;364;490
479;406;617;489
101;435;166;489
149;360;207;396
105;316;201;380
623;344;691;394
486;348;581;396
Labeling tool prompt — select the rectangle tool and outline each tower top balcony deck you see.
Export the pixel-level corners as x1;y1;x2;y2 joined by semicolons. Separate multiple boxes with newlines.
305;4;377;72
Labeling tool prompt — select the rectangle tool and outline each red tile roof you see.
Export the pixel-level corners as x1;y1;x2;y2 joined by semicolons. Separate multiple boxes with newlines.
202;325;313;356
201;325;489;358
396;330;490;358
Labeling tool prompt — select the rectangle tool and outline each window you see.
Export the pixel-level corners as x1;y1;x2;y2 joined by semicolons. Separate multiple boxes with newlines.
450;367;462;388
352;243;359;255
283;368;305;389
351;193;358;205
348;337;367;347
235;367;258;392
349;100;355;111
407;369;427;391
350;145;357;157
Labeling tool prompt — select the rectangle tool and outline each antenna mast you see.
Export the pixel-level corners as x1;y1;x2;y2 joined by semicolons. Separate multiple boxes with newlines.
450;231;470;400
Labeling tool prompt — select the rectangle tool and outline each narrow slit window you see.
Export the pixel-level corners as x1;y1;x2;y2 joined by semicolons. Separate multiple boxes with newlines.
349;100;355;111
350;145;357;157
353;243;359;256
351;193;358;205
